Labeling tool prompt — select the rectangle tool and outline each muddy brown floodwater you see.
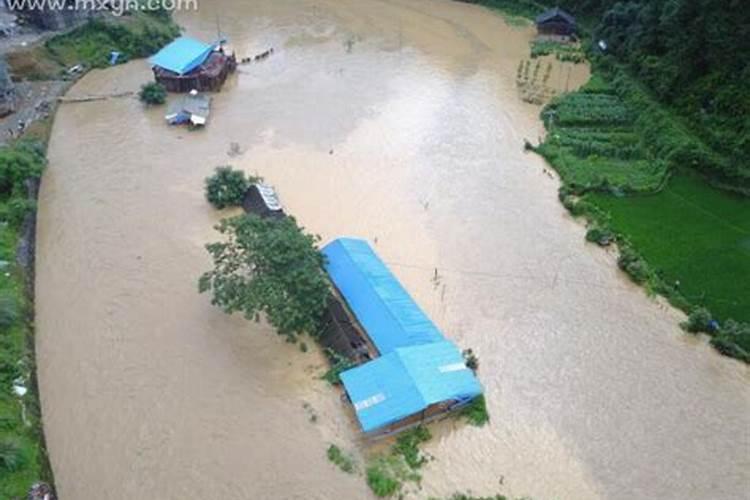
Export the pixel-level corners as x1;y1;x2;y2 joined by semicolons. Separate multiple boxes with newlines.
35;0;749;499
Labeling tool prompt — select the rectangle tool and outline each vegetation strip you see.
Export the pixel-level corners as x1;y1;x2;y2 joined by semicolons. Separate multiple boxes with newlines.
466;0;750;362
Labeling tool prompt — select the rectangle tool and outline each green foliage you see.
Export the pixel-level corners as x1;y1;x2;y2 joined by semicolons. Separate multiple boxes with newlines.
204;166;253;209
392;425;431;469
321;349;355;385
0;438;24;473
45;15;179;69
682;307;712;334
139;82;166;105
530;40;584;63
0;293;18;330
327;444;356;474
198;214;330;338
366;458;402;497
711;320;750;363
460;395;489;427
0;141;45;200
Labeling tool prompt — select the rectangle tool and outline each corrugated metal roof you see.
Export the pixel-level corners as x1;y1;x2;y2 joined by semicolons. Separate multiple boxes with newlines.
535;7;576;25
340;341;482;433
149;37;214;75
321;238;444;354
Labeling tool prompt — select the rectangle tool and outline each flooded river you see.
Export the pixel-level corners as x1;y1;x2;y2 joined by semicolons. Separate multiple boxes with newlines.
35;0;749;499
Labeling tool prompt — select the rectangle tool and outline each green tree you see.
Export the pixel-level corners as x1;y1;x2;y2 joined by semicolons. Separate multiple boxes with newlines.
204;166;251;209
198;214;330;338
139;82;167;105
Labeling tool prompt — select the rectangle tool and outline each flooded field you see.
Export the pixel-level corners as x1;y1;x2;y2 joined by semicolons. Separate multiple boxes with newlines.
35;0;749;499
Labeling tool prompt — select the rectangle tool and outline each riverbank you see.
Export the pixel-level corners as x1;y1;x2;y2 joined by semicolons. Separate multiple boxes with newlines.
522;22;750;362
0;11;178;498
0;140;49;499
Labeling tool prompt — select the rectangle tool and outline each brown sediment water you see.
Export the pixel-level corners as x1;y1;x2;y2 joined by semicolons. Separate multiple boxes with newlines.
35;1;749;499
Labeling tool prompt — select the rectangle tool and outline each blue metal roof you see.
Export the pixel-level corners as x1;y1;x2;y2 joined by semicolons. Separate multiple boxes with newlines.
149;37;214;75
322;238;444;354
340;341;482;433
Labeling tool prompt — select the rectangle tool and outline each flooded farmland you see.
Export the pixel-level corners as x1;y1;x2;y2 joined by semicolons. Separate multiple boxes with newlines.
35;0;749;499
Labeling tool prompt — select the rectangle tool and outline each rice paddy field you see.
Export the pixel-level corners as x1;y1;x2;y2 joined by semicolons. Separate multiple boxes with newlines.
590;170;750;323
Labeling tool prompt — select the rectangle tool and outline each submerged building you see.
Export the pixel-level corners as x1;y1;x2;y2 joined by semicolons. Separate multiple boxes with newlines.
149;37;236;93
321;238;482;438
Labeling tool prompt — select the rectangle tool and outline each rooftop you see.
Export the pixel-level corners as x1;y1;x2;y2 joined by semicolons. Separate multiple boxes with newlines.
149;37;215;75
535;7;576;25
322;238;444;355
340;341;482;433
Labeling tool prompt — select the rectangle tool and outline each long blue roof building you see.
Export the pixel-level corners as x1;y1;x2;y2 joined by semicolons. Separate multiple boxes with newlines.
322;238;482;435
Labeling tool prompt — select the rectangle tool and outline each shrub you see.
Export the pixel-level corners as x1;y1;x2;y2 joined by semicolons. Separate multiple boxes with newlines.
617;244;651;284
460;395;489;427
139;82;166;105
0;437;24;472
204;166;250;209
366;458;402;497
392;425;431;469
0;293;19;329
327;444;356;473
321;349;355;385
681;307;712;334
711;320;750;363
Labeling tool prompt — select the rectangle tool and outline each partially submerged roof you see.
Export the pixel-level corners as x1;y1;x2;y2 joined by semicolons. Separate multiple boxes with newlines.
150;37;214;75
535;7;575;25
165;92;211;125
340;341;482;433
253;184;282;211
321;238;444;355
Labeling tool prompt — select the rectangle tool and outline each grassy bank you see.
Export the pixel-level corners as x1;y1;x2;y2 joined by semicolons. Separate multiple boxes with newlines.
523;25;750;361
0;141;48;499
457;0;750;362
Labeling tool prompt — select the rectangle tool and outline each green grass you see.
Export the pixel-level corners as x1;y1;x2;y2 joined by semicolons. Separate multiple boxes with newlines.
460;395;490;427
326;444;356;473
589;170;750;323
0;142;50;497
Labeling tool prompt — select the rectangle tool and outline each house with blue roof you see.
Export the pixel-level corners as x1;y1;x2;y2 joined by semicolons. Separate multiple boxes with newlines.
150;36;236;93
321;238;482;437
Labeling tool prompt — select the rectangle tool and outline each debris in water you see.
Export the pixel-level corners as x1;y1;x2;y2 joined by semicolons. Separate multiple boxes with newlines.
165;90;211;127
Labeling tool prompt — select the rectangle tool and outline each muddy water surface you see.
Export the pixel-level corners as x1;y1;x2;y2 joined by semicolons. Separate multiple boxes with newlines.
36;1;749;499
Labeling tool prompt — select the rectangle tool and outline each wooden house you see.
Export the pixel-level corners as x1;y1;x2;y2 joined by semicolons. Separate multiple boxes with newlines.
535;7;576;36
150;37;236;93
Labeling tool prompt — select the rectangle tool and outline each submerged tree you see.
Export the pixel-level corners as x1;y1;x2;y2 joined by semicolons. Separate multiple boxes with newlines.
139;82;167;105
198;214;330;339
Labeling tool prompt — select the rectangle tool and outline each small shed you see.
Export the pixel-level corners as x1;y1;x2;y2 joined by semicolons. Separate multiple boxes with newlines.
242;183;285;219
150;37;236;93
535;7;576;36
165;90;210;126
322;238;483;437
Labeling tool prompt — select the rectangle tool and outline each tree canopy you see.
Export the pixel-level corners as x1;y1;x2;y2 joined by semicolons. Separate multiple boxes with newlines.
198;214;330;338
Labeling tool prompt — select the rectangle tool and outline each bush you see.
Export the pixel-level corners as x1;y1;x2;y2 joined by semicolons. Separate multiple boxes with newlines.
460;395;489;427
711;320;750;363
617;244;651;284
0;438;24;473
681;307;712;334
327;444;356;473
366;458;402;497
462;348;479;372
204;167;250;209
392;425;431;469
0;293;19;329
321;349;355;385
139;82;166;105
